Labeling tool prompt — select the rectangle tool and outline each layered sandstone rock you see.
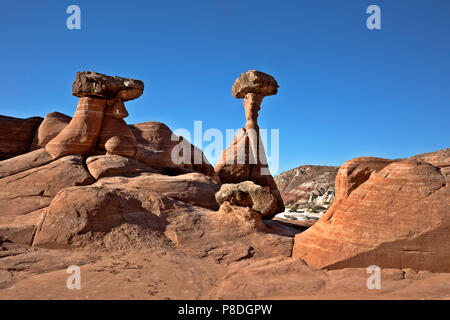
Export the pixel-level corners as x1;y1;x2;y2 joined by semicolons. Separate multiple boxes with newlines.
293;152;450;272
45;97;107;159
0;148;53;179
131;121;217;180
215;181;278;218
86;155;157;179
46;72;143;160
215;70;284;214
0;155;94;218
32;171;220;247
30;112;71;150
97;100;138;158
0;115;43;160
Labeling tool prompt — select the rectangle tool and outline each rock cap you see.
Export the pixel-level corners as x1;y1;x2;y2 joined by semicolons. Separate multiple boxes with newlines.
232;70;278;99
72;71;144;101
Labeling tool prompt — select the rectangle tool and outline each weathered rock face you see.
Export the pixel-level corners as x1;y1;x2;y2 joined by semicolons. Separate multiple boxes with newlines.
216;181;278;218
30;112;71;150
72;71;144;101
131;121;218;180
97;101;138;158
0;209;45;246
0;115;43;160
411;148;450;176
293;151;450;272
0;148;53;179
0;155;94;218
32;171;221;247
274;165;339;208
45;97;107;159
332;157;394;202
86;155;157;180
232;70;278;99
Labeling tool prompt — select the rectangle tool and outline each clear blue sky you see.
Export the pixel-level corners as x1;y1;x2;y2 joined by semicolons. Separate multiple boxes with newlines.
1;0;449;174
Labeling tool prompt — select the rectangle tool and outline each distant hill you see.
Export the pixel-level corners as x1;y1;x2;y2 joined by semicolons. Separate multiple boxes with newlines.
274;165;339;210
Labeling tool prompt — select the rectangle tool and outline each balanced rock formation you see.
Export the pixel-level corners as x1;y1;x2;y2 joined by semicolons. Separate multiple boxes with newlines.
215;70;284;214
215;181;278;218
46;72;143;159
293;150;450;272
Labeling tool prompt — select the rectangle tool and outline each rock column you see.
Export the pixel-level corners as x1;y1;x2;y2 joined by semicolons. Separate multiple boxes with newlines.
214;70;285;216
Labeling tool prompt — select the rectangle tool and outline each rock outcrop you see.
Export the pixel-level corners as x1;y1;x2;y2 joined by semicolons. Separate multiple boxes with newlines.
0;115;42;160
46;72;143;160
72;71;144;101
86;155;157;180
30;112;72;150
215;181;278;218
45;97;108;159
0;148;53;179
274;165;339;209
0;155;94;217
293;150;450;272
131;121;217;180
215;70;284;214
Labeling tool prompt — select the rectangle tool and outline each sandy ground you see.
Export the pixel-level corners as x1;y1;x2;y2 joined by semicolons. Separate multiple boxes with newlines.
1;236;449;300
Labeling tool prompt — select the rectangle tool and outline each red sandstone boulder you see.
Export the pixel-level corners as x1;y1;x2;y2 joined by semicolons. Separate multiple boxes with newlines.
293;156;450;272
215;181;279;218
30;112;71;150
130;121;217;180
32;187;171;247
0;115;43;160
86;155;157;179
32;171;219;247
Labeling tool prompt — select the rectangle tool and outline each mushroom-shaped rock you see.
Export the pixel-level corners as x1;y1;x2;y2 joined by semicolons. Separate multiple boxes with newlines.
232;70;278;99
72;71;144;101
215;70;284;215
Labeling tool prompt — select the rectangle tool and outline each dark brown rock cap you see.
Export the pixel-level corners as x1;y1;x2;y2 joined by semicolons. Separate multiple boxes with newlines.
72;71;144;101
232;70;279;99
